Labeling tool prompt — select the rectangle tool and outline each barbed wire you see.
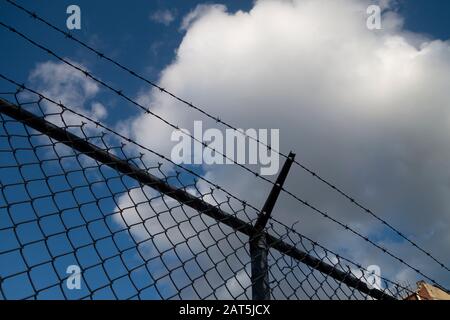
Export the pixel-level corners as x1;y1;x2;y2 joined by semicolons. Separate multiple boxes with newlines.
0;73;446;296
2;20;448;292
0;20;279;184
0;75;263;217
267;219;418;299
3;0;449;276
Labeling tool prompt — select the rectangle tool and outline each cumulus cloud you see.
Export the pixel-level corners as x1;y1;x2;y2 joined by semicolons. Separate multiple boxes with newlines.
120;0;450;290
29;60;98;106
24;60;111;167
28;60;107;123
180;4;225;31
150;9;176;26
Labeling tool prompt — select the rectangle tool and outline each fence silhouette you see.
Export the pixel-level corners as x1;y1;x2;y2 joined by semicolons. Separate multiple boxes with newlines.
1;0;450;300
0;88;415;300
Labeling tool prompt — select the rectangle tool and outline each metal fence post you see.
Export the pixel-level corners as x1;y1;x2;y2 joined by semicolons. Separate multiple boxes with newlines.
251;152;296;300
250;232;270;300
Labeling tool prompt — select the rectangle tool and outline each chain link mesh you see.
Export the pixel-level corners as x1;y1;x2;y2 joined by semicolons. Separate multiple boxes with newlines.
0;89;415;300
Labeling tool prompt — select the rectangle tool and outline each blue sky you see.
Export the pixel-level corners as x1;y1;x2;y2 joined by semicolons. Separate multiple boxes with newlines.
1;0;450;300
1;0;449;124
0;0;254;123
400;0;450;40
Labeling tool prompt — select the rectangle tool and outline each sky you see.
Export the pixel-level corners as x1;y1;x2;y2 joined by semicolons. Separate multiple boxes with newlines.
1;0;449;121
1;0;450;118
0;0;254;124
1;0;450;300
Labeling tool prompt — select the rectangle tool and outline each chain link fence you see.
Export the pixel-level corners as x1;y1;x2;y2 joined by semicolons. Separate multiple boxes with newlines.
0;88;413;300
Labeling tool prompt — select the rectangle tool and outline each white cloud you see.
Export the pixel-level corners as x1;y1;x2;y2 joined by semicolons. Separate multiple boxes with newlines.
150;9;176;26
122;0;450;289
28;60;107;124
180;4;225;31
91;102;107;119
29;60;99;106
